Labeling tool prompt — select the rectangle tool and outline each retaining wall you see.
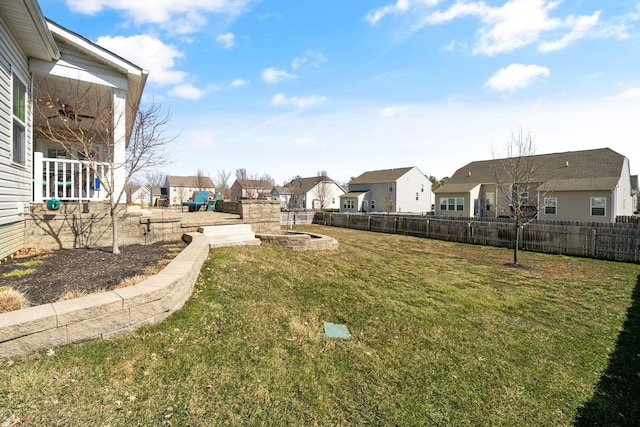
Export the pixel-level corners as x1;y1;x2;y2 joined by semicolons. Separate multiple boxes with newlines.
0;232;210;359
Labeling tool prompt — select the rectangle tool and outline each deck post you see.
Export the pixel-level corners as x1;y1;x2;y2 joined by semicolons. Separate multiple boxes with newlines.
33;152;44;203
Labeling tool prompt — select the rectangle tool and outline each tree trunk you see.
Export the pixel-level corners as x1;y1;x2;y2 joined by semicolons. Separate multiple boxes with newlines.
513;223;519;264
111;203;121;255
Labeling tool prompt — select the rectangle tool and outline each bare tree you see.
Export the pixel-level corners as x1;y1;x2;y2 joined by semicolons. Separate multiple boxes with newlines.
384;182;395;212
235;168;248;180
195;169;209;190
215;169;232;199
284;175;303;209
494;128;543;265
312;173;332;211
145;170;167;187
34;77;174;254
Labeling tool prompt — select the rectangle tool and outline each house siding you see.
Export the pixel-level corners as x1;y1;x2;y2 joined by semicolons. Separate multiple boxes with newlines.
0;15;32;239
395;168;432;213
615;158;633;217
539;190;613;222
0;220;24;260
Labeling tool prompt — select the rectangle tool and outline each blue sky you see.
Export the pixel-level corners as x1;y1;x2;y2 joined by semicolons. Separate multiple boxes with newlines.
39;0;640;184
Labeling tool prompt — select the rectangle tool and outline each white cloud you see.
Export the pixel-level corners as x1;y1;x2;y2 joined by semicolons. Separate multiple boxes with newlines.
379;106;405;118
368;0;435;24
270;93;327;109
96;35;186;85
230;78;250;87
538;12;600;52
169;84;207;100
182;128;218;149
216;32;235;49
291;50;328;69
66;0;248;33
261;67;296;84
484;64;550;92
292;136;323;148
607;88;640;100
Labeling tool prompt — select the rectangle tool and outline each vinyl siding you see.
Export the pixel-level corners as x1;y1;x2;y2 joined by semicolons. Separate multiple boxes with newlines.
0;220;24;259
0;15;32;228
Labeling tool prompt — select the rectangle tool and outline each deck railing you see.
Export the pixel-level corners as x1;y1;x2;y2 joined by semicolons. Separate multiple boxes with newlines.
33;152;110;203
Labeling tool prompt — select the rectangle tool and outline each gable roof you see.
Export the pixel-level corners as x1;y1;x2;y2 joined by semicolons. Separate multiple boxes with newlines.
349;167;414;185
435;148;626;194
234;179;272;189
287;176;337;193
166;175;215;188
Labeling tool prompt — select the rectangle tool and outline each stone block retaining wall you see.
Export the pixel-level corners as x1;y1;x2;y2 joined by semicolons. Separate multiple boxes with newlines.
0;233;210;359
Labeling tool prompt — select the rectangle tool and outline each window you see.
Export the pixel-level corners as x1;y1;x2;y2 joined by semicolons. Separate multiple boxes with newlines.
388;184;393;192
591;197;606;216
440;197;464;211
421;184;424;193
371;200;375;209
544;197;557;215
485;192;494;211
12;74;27;165
416;192;419;201
343;199;355;209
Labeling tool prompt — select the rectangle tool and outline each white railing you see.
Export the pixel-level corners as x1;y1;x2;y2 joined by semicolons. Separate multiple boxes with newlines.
33;152;110;203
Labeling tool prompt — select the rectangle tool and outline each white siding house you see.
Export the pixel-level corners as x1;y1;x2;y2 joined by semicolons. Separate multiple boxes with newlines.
279;176;345;211
341;167;432;213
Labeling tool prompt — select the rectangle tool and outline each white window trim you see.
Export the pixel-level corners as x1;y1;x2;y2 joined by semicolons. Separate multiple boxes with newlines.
544;197;557;215
590;197;606;217
11;71;28;167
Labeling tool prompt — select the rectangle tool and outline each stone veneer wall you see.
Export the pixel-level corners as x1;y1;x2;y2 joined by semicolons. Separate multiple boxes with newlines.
239;200;281;234
0;232;210;359
23;200;281;250
0;221;25;260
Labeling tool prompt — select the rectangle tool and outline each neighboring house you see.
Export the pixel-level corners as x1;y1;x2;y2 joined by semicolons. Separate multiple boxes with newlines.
164;175;215;206
271;185;291;209
277;176;345;211
434;148;634;223
340;167;432;213
0;1;147;259
149;185;165;207
631;175;639;214
231;179;272;200
127;185;151;206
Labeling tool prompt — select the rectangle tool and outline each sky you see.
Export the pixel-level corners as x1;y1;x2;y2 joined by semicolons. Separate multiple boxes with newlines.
38;0;640;185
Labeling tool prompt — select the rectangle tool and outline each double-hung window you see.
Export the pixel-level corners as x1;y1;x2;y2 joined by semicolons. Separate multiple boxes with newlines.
12;74;27;166
440;197;464;211
544;197;557;215
590;197;606;217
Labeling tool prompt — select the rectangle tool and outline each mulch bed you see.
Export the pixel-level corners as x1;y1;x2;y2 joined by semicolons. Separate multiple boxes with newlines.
0;241;186;307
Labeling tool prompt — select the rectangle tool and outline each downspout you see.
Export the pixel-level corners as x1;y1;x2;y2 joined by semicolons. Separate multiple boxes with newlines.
611;186;617;223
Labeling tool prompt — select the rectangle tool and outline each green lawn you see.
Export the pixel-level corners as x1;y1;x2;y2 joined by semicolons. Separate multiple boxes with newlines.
1;225;638;426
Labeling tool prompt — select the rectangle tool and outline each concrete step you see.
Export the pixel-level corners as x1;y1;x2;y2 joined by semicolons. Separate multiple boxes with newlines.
197;224;261;248
198;224;252;236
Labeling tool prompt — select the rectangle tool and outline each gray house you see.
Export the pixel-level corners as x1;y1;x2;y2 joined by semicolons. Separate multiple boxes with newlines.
340;167;432;213
434;148;634;223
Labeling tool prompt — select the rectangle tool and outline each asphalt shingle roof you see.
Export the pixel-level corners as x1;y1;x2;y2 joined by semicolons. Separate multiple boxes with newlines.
435;148;625;194
166;175;215;188
349;167;414;185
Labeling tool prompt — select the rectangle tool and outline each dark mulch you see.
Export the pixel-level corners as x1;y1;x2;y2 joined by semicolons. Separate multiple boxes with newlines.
0;241;186;306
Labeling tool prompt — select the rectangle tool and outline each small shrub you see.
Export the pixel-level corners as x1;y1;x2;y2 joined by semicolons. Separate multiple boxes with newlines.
0;287;28;313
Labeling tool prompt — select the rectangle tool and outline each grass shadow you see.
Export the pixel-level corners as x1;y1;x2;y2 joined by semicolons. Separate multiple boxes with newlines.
574;274;640;426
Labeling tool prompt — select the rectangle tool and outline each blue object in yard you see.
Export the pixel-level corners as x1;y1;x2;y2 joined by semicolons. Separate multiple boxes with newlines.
324;322;351;339
46;198;61;210
181;191;211;211
94;177;100;190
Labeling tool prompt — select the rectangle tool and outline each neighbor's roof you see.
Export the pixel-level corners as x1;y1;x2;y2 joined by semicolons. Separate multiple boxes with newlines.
234;179;272;189
287;176;337;193
166;175;215;188
341;191;368;198
435;148;626;194
349;167;414;185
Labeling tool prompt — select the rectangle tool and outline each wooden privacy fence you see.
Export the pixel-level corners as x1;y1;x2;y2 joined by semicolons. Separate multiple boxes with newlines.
313;213;640;263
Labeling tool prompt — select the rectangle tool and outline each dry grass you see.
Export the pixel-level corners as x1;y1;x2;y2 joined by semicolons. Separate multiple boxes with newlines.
0;287;28;313
115;274;152;289
0;225;637;426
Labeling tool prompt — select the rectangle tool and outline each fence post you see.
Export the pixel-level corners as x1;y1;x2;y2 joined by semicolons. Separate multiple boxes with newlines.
426;219;430;238
467;222;472;244
368;215;371;231
591;229;596;257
